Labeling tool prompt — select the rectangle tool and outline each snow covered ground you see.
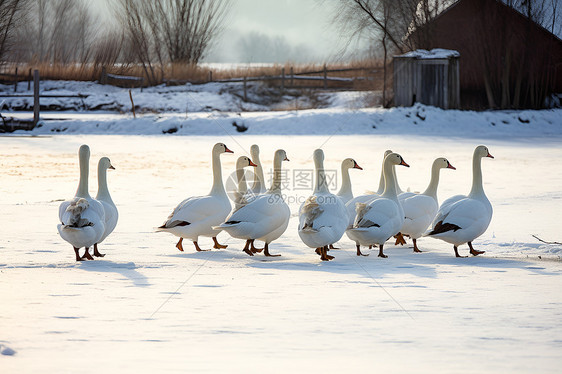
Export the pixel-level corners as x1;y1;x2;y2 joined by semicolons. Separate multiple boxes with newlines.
1;81;562;372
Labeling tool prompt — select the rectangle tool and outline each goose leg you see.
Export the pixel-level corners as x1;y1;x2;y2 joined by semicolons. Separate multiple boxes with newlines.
74;247;85;261
413;238;422;253
378;244;388;258
329;244;339;250
176;238;184;252
193;241;210;252
325;246;334;260
320;246;330;261
212;237;228;249
263;243;281;257
93;243;105;257
454;246;467;258
81;247;94;260
242;240;254;256
394;233;407;246
251;240;263;253
468;242;485;256
315;248;322;256
356;244;369;256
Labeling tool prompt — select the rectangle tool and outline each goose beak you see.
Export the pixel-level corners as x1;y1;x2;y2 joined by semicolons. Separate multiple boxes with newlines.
447;162;456;170
249;160;257;167
109;165;115;170
354;162;363;170
400;159;410;167
284;156;290;161
486;152;494;159
225;146;234;153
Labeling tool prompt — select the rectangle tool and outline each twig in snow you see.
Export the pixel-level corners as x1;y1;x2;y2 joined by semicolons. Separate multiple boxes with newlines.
532;234;562;245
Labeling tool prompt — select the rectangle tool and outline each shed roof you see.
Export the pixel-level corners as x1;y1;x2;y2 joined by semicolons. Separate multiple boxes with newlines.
396;48;460;59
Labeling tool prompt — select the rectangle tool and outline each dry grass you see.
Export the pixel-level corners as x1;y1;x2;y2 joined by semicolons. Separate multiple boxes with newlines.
1;58;386;91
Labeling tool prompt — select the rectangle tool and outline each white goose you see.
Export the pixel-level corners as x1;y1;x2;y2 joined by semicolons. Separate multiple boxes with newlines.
94;157;118;257
249;144;266;196
347;153;410;258
156;143;233;252
336;158;363;205
425;145;494;257
298;149;348;261
57;145;106;261
216;150;290;257
345;149;392;255
396;157;456;253
232;155;258;210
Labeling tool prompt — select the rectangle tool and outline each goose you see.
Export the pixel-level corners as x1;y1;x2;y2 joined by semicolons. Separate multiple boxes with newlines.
216;150;290;257
156;143;233;252
396;157;456;253
336;158;363;205
328;157;362;250
298;149;348;261
347;153;410;258
57;145;106;261
425;145;494;257
345;149;392;256
232;155;258;210
93;157;118;257
249;144;266;196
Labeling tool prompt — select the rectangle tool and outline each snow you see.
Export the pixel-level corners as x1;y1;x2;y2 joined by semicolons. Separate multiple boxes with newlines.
1;81;562;373
398;48;460;59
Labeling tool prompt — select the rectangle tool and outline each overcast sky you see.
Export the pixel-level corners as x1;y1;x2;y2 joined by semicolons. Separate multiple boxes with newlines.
96;0;370;63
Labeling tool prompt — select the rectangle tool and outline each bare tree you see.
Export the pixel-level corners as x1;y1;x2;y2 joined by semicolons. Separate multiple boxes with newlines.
0;0;28;63
115;0;231;84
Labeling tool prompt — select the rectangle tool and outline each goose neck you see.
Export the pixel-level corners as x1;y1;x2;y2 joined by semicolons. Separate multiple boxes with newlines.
381;162;398;199
237;166;248;195
209;151;227;196
468;154;485;197
337;164;352;197
96;165;111;201
267;156;283;195
76;152;90;198
314;159;329;194
422;163;441;198
251;159;264;193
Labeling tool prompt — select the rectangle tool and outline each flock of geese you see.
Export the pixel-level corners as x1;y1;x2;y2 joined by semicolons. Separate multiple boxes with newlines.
57;143;494;262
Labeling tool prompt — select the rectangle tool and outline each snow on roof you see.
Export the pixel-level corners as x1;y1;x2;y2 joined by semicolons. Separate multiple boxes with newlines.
398;48;460;59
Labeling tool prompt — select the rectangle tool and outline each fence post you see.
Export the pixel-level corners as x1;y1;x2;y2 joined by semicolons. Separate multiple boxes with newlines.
129;89;136;119
243;76;247;102
290;67;294;87
27;68;31;90
208;70;213;82
100;66;107;85
33;70;40;128
281;67;285;93
14;67;18;93
323;64;327;89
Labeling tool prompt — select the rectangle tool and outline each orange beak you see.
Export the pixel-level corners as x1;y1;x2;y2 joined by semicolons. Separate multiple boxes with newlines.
400;159;410;167
486;152;494;159
109;165;115;170
249;160;257;167
284;156;290;161
447;162;456;170
225;146;234;153
354;162;363;170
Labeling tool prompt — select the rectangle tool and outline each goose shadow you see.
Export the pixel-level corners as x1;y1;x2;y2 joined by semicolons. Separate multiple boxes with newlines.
76;260;150;287
160;241;560;282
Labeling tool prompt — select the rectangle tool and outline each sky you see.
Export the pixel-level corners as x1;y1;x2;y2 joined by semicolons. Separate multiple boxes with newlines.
94;0;370;63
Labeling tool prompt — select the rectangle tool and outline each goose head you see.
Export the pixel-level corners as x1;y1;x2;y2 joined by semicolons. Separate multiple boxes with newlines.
99;157;115;171
386;153;410;168
342;158;363;170
313;149;324;168
275;149;290;162
475;145;494;159
79;144;90;160
213;142;234;155
433;157;455;170
236;156;257;168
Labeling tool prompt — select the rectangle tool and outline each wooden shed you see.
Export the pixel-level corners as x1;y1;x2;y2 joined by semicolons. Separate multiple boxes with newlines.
393;49;460;109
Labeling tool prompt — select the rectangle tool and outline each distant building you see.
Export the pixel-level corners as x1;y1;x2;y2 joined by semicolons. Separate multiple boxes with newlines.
393;49;460;109
398;0;562;109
